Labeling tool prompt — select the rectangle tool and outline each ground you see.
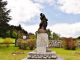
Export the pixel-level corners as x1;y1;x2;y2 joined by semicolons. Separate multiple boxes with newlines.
0;44;80;60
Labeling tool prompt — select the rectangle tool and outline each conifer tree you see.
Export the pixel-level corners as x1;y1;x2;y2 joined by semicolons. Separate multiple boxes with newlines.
0;0;11;37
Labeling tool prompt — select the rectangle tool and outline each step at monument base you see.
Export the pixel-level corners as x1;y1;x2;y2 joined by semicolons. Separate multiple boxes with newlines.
22;55;64;60
27;51;57;59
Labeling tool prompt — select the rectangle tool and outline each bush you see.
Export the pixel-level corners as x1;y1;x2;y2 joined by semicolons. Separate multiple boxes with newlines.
21;41;27;50
62;38;78;50
17;38;24;49
3;38;12;47
27;39;36;50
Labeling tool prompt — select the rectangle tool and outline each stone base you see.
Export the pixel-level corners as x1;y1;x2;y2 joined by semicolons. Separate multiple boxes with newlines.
33;47;51;52
22;47;64;60
22;56;64;60
38;29;47;33
27;51;57;59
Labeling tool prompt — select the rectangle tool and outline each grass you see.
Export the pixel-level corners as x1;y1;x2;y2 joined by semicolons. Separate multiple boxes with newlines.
76;39;80;42
0;37;15;44
0;44;80;60
50;48;80;60
0;44;33;60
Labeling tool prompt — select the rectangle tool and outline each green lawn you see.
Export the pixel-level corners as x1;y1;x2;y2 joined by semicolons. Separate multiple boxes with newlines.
0;44;33;60
0;37;15;44
50;48;80;60
0;44;80;60
76;39;80;42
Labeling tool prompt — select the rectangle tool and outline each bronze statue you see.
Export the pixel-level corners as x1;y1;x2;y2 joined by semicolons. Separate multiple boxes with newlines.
38;13;48;33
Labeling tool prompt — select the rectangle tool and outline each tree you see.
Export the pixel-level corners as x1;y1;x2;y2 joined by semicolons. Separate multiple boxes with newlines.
15;24;28;38
9;25;14;38
12;32;17;38
0;0;11;37
34;31;37;39
6;30;10;37
77;36;80;39
31;35;37;39
52;32;61;40
47;29;52;40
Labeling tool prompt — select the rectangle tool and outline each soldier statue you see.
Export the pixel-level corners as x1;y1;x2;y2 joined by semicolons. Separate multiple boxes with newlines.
38;13;48;33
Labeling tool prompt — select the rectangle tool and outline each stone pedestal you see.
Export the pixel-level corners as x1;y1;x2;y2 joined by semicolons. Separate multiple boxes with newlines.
37;33;48;53
22;33;64;60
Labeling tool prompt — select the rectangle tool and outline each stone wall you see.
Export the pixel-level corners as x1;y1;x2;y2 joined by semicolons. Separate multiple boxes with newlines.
49;40;62;48
49;40;80;48
78;42;80;48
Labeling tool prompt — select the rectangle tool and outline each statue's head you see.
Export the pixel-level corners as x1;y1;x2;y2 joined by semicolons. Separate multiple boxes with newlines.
40;13;42;16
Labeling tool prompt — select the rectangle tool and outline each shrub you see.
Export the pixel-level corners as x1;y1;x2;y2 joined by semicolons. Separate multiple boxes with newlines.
3;38;12;47
21;41;27;50
17;38;24;49
62;38;78;50
27;39;36;50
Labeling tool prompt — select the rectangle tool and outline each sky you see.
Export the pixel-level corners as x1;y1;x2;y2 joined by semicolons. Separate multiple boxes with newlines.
3;0;80;38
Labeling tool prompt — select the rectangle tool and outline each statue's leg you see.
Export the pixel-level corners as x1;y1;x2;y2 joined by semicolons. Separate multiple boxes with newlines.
44;25;46;30
44;22;47;30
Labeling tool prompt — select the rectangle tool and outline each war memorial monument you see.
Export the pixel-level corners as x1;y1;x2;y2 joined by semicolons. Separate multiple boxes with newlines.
22;13;64;60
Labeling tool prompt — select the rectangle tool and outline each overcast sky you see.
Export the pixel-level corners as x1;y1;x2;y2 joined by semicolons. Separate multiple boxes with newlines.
4;0;80;38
